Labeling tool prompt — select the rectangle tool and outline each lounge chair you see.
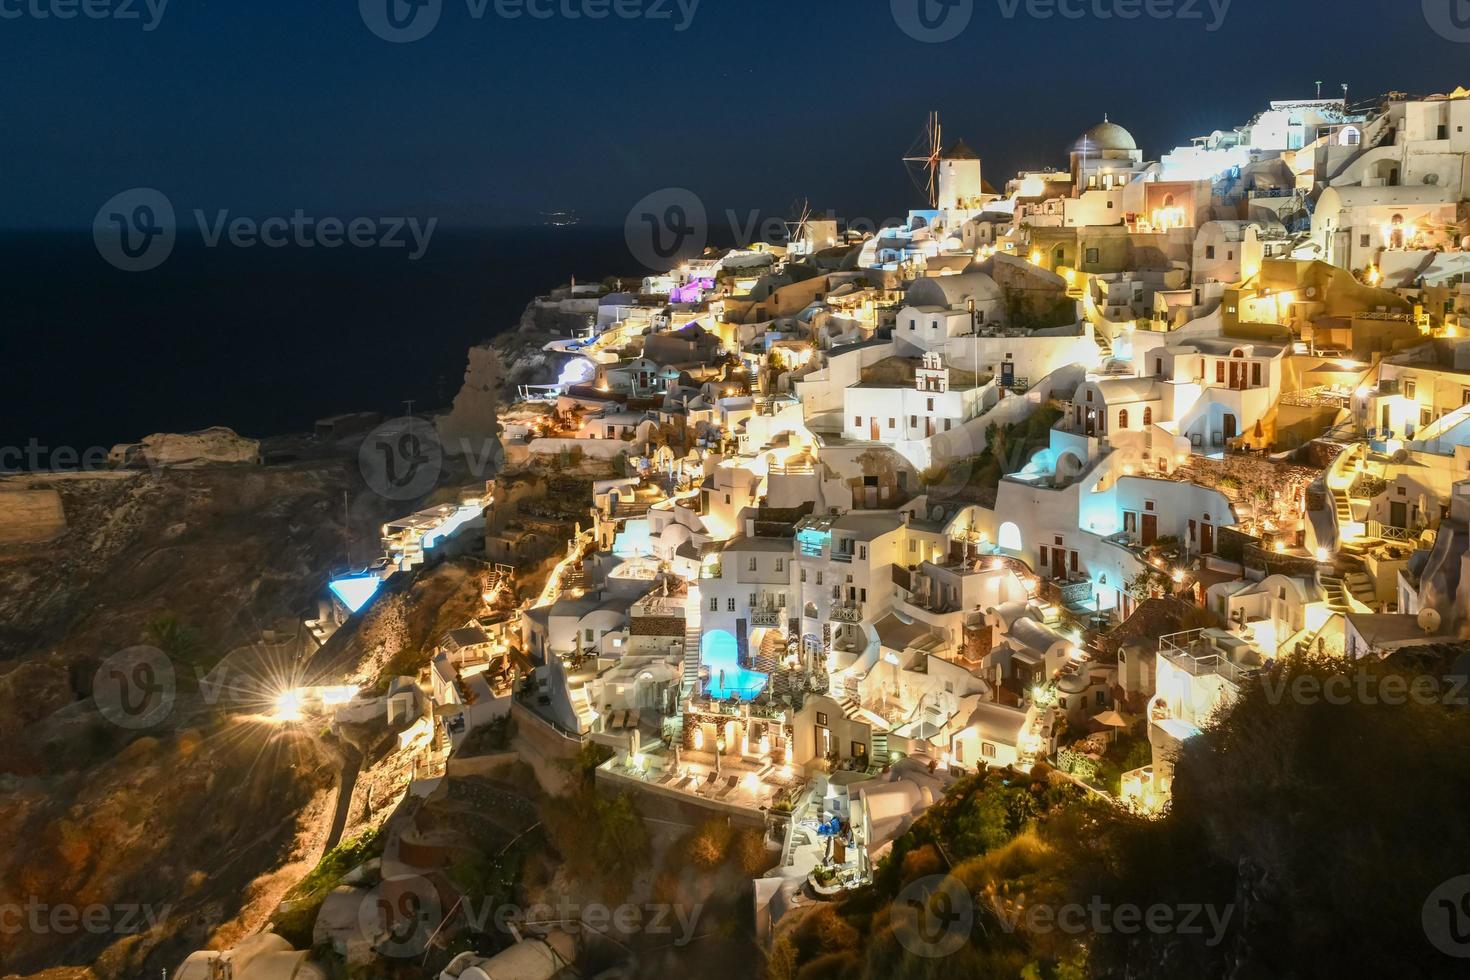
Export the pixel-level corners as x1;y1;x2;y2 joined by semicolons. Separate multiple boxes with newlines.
697;771;718;795
656;769;677;786
673;774;694;790
625;709;641;730
715;775;740;800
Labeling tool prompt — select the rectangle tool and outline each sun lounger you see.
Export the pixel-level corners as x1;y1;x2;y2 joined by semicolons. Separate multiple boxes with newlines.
697;771;718;795
673;774;694;790
656;769;677;786
715;775;740;800
625;709;641;730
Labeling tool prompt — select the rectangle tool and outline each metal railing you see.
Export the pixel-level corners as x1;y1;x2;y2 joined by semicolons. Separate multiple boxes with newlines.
1364;520;1413;542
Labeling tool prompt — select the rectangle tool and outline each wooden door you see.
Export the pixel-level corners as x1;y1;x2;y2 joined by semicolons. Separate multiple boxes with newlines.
1201;522;1214;555
1142;515;1158;547
871;419;881;441
1223;414;1238;440
1390;501;1407;530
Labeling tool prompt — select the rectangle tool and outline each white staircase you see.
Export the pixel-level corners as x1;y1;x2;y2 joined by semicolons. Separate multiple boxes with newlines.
682;585;704;699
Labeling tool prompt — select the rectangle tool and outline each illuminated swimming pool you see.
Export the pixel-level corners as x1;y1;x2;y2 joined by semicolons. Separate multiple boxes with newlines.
613;518;652;559
702;630;768;700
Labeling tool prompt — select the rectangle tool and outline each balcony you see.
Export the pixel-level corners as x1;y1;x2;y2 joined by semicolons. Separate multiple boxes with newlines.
1159;629;1262;686
830;601;863;624
751;605;785;628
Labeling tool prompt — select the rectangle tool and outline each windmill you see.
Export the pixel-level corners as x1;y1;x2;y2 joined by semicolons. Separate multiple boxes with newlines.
903;111;944;208
785;197;813;249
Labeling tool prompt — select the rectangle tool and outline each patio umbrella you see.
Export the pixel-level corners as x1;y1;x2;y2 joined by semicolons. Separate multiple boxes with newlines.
1093;710;1129;729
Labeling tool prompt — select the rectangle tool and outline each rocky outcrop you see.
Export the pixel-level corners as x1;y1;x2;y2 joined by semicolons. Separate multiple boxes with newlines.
0;487;67;544
110;427;262;469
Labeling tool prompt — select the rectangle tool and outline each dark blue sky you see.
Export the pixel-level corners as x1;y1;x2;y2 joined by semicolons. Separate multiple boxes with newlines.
1;0;1466;229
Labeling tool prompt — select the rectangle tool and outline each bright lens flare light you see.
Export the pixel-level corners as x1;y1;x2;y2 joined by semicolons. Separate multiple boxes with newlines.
273;689;304;723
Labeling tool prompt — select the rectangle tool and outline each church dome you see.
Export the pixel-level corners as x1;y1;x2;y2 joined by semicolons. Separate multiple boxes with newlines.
1073;118;1137;153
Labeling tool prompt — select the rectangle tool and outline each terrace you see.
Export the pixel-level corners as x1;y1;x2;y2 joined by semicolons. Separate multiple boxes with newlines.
1158;628;1265;686
599;747;809;817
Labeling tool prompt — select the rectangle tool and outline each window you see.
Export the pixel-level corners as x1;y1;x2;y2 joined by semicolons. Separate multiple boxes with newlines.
816;572;823;586
1086;248;1100;264
910;415;918;427
1216;362;1226;384
1143;407;1153;426
1119;409;1129;429
982;742;997;759
851;741;868;759
775;558;784;573
1086;389;1093;402
1252;363;1262;386
710;597;718;612
1107;201;1115;209
1405;379;1417;399
749;557;758;572
800;567;807;582
1205;245;1216;260
927;398;935;411
944;419;952;431
749;593;757;608
1423;408;1433;427
859;545;868;560
1361;234;1371;248
888;418;896;429
909;540;917;553
585;629;595;643
1096;690;1106;705
727;598;735;612
816;712;828;726
908;319;916;331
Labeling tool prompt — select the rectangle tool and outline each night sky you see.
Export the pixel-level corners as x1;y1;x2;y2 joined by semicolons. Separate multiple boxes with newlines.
3;0;1467;231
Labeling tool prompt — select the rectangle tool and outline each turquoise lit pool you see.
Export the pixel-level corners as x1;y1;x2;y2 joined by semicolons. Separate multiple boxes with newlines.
702;630;768;700
613;519;652;559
